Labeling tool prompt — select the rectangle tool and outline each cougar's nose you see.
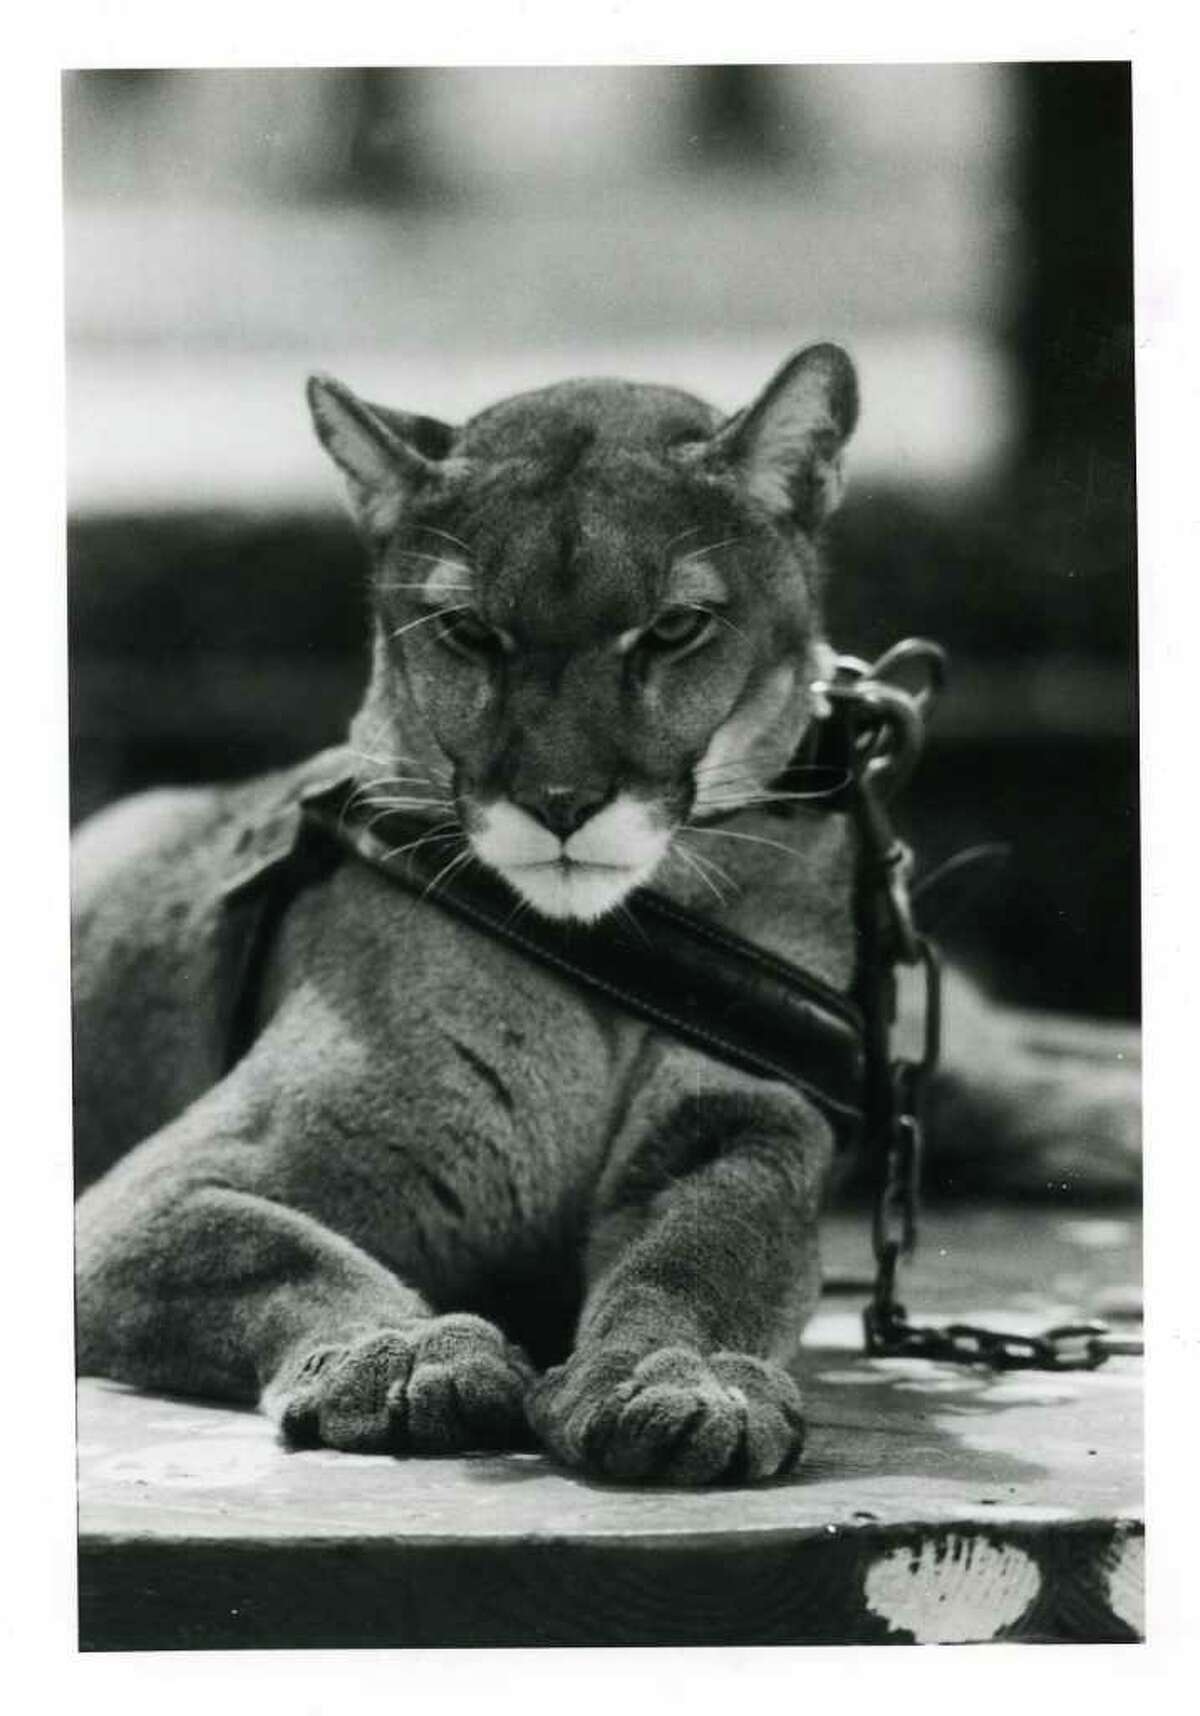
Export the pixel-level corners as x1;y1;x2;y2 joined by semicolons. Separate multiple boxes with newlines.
516;783;608;841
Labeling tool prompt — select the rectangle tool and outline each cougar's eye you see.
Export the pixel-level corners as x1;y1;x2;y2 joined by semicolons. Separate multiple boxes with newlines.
436;610;507;661
642;606;715;656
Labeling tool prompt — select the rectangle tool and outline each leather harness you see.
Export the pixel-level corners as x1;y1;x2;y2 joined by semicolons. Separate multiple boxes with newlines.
220;645;935;1139
300;786;868;1131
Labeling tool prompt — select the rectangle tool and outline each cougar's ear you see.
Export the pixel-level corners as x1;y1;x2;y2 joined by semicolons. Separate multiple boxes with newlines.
307;374;458;540
704;343;859;531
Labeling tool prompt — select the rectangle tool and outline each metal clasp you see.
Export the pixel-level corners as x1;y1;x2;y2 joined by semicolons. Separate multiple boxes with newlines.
822;640;948;966
823;637;948;802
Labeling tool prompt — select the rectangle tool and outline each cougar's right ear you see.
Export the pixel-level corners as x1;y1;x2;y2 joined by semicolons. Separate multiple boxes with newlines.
307;374;457;540
700;343;859;533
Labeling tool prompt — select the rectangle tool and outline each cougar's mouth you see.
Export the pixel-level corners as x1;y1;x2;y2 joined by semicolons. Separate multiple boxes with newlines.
495;858;646;923
515;857;630;874
468;794;672;922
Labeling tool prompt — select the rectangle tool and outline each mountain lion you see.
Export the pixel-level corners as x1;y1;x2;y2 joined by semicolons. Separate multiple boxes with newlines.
73;345;1139;1484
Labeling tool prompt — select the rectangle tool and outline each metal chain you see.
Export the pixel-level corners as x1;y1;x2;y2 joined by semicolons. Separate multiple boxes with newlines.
864;1308;1127;1371
834;642;1140;1374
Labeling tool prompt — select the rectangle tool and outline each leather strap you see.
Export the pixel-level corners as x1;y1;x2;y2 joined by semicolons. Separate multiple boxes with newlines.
295;782;866;1134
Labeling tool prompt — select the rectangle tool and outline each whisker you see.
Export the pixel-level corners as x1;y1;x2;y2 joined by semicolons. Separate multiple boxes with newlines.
376;580;475;594
692;761;849;790
350;772;451;792
669;837;730;906
690;759;771;781
355;797;454;813
674;535;748;568
678;842;737;891
358;809;408;839
347;769;451;790
671;851;727;907
343;777;452;811
696;802;773;818
691;753;840;778
360;810;455;842
345;783;453;821
417;525;475;556
348;746;452;777
389;605;470;642
344;793;451;827
697;777;851;810
355;798;454;815
421;844;475;903
348;748;409;765
662;523;709;556
347;746;399;770
612;902;652;946
680;826;800;859
391;546;472;569
691;785;765;804
683;849;735;900
692;756;785;777
378;826;462;864
500;892;535;932
697;606;750;645
351;784;452;800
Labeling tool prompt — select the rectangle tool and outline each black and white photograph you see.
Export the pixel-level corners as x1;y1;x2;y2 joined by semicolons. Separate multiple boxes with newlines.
43;31;1164;1662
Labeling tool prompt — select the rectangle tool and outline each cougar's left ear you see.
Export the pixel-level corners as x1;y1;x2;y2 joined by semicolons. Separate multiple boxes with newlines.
703;343;859;531
307;374;460;541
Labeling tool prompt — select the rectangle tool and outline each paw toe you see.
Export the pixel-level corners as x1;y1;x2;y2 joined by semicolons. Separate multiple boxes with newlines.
530;1346;807;1486
272;1318;533;1455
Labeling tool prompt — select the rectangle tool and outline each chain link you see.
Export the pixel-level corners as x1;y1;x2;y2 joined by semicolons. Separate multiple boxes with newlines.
863;1306;1133;1371
838;642;1140;1375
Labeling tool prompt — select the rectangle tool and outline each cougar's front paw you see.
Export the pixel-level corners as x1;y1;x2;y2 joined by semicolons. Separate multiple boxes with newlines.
526;1346;806;1485
268;1314;535;1454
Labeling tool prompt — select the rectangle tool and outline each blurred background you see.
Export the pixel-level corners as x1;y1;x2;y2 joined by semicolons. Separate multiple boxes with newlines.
64;64;1137;1020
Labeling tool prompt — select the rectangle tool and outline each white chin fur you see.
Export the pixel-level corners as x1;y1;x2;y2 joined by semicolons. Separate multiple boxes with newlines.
499;863;647;923
470;795;670;922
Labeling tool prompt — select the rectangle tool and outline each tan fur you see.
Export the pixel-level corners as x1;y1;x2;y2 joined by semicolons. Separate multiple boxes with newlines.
73;349;1139;1485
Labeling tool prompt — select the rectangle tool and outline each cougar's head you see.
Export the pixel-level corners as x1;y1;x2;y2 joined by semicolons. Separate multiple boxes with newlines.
308;345;858;922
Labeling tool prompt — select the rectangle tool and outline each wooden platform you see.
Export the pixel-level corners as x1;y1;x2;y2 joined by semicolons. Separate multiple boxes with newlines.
76;1207;1142;1649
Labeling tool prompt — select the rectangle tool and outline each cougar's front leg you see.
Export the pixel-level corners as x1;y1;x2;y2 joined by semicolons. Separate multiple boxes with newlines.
527;1073;834;1485
76;1099;533;1455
